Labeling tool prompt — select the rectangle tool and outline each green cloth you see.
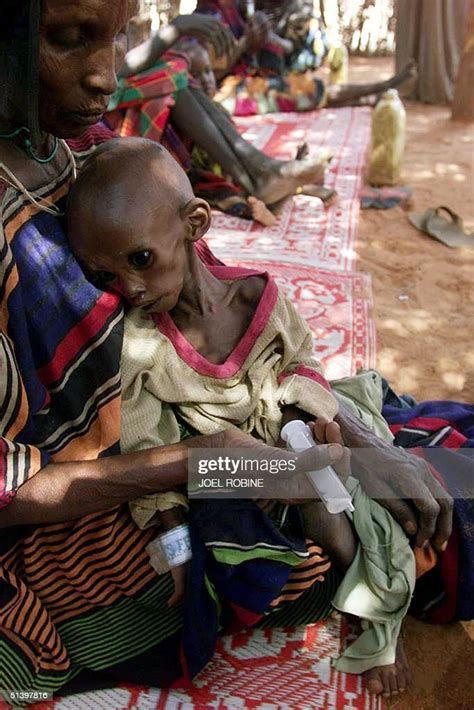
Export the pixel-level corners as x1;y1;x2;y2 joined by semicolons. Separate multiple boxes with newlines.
331;369;394;443
332;477;416;674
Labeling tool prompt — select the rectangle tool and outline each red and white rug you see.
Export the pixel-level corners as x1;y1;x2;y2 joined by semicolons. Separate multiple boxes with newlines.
221;259;375;380
40;618;381;710
206;107;372;273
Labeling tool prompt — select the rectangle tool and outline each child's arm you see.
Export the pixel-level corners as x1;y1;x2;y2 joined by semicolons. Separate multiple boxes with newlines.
274;293;338;425
147;505;191;608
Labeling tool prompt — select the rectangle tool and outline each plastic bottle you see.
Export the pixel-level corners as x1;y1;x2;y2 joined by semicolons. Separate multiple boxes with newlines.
368;89;406;186
280;420;354;515
328;44;349;85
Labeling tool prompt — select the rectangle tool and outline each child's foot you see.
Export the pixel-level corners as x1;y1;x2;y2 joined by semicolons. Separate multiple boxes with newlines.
247;196;277;227
365;637;412;698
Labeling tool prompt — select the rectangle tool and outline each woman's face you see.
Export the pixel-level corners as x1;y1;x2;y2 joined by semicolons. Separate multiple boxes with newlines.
39;0;138;138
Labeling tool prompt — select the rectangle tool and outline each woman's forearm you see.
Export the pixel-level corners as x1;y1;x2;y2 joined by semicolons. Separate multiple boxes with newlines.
0;435;220;528
119;24;180;78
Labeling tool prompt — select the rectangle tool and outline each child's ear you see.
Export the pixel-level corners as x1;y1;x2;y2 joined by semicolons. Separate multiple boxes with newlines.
181;199;212;242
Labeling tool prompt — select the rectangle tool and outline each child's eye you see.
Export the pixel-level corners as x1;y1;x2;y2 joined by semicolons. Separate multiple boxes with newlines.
90;270;116;286
129;250;152;268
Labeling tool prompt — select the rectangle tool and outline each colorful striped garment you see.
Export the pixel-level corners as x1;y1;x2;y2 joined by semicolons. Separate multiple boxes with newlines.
0;124;184;694
383;401;474;623
0;125;336;695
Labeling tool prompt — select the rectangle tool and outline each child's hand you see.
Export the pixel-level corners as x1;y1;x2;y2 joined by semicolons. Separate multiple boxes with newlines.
168;562;189;608
308;417;351;482
159;506;187;531
158;507;189;607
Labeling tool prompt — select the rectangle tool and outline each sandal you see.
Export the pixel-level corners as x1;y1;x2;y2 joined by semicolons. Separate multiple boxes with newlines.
409;206;474;248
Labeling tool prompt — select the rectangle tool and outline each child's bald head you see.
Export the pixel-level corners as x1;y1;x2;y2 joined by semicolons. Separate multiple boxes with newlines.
68;137;195;236
67;137;211;312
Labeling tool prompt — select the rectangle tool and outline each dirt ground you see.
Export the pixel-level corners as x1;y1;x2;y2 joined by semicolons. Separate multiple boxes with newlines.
344;57;474;710
348;57;474;403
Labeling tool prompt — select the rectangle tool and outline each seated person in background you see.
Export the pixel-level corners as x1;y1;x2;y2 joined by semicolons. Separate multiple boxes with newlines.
195;0;417;115
66;137;420;699
108;10;333;218
177;38;336;209
175;38;279;225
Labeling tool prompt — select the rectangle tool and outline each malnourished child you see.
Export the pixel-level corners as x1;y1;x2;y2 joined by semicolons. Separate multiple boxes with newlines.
67;137;414;698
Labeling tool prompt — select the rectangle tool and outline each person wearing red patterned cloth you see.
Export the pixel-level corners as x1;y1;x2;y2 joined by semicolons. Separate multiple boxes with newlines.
105;10;333;210
194;0;418;116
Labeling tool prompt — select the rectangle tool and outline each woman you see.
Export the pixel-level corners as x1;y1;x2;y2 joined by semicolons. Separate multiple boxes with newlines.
0;0;458;699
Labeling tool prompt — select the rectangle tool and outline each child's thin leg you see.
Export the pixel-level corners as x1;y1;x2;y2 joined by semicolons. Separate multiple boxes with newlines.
299;418;356;574
299;501;357;574
308;419;412;699
365;635;412;698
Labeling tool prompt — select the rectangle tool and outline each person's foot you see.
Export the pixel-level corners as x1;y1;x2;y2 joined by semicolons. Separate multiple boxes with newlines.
247;196;277;226
297;185;338;207
295;142;309;161
255;150;333;206
365;637;412;699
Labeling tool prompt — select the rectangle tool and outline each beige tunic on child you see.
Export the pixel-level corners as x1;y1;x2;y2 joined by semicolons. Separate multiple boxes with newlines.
120;275;338;528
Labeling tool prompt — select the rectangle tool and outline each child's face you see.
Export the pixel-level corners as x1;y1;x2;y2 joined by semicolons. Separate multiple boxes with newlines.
74;205;190;315
189;46;217;99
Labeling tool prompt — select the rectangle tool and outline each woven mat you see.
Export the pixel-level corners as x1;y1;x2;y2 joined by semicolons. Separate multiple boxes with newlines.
40;619;381;710
206;107;372;272
221;259;375;380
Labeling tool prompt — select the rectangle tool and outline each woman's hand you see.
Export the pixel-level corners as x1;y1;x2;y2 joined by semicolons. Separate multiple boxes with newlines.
172;14;236;58
211;427;344;501
309;418;351;482
333;403;454;552
350;444;453;551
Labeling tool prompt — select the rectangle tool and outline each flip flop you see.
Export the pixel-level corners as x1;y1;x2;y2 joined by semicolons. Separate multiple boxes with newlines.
409;206;474;248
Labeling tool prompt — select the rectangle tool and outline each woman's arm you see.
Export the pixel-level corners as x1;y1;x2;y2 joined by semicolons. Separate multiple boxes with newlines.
0;430;343;527
0;436;214;527
120;15;235;78
213;12;271;79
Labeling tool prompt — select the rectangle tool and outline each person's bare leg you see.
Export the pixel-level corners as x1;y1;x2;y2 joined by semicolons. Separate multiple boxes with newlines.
365;636;412;698
297;185;338;206
326;60;417;107
171;89;256;195
188;88;332;205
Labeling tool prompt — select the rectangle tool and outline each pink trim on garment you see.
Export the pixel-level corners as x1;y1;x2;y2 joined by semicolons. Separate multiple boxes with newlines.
278;365;331;392
153;266;277;378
